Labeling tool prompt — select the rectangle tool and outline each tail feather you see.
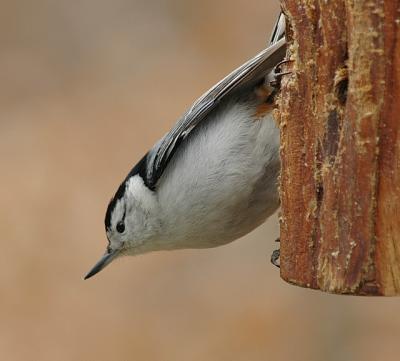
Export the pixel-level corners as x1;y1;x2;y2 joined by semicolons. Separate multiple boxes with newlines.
269;12;286;46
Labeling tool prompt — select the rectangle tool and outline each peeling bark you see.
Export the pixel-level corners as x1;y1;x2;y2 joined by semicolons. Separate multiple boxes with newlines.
277;0;400;295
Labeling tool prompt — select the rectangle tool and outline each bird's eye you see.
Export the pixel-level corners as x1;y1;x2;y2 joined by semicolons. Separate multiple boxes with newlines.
116;221;125;233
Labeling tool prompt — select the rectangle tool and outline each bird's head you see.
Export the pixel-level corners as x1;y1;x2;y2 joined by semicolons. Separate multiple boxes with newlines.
84;175;160;279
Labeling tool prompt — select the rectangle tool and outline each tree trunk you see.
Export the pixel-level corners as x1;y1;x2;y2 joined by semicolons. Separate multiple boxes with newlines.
277;0;400;295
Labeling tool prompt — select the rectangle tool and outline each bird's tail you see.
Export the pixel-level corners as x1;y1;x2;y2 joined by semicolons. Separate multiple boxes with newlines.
269;11;286;46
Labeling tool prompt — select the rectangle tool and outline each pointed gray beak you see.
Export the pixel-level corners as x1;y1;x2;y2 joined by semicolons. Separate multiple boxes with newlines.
84;248;120;280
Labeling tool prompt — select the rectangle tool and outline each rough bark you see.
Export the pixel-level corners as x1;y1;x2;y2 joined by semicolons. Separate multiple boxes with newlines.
277;0;400;295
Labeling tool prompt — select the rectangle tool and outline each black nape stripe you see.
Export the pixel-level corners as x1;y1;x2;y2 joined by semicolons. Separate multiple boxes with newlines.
104;153;150;230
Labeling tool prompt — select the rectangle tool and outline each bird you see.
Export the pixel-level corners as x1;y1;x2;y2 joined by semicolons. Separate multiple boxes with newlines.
84;12;287;280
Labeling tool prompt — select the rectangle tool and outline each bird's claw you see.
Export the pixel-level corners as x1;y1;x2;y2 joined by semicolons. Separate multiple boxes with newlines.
271;249;280;268
271;237;280;268
270;59;293;88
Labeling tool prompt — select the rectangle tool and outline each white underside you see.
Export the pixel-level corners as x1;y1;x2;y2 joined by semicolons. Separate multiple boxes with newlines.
152;101;280;251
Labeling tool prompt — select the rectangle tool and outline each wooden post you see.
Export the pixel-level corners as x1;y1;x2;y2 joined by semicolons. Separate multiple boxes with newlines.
277;0;400;295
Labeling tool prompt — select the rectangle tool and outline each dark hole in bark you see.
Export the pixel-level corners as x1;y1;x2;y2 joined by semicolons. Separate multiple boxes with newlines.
336;77;348;105
316;182;324;203
324;110;340;164
315;140;324;205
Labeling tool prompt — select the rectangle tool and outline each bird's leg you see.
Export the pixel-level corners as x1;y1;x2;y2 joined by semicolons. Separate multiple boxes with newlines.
257;58;294;111
270;237;280;268
269;59;294;88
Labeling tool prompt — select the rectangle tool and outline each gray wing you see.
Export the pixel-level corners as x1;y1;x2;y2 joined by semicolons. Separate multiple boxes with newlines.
146;15;286;189
269;11;286;46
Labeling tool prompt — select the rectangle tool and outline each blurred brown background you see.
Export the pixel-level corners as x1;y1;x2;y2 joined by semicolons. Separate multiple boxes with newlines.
0;1;399;360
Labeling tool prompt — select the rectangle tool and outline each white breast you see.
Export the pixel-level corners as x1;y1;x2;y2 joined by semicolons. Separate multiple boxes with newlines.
156;101;280;250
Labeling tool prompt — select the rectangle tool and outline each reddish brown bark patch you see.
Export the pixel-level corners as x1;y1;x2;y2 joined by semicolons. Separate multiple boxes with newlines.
277;0;400;295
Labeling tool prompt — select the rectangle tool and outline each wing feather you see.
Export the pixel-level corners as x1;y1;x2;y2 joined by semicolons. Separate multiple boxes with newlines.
269;11;286;45
146;15;286;189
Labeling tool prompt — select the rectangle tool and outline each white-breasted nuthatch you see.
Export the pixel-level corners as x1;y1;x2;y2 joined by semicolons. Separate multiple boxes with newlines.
85;12;287;279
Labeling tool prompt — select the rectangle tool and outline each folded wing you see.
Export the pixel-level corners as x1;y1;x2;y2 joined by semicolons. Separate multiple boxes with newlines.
145;13;287;189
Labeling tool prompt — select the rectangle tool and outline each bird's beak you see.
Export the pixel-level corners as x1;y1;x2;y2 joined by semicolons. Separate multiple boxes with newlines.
84;248;120;280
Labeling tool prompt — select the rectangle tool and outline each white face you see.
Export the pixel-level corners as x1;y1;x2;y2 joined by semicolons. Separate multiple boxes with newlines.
106;175;161;256
84;175;161;280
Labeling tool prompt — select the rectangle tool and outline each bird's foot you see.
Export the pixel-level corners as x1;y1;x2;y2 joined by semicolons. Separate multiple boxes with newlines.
270;59;293;88
270;237;280;268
